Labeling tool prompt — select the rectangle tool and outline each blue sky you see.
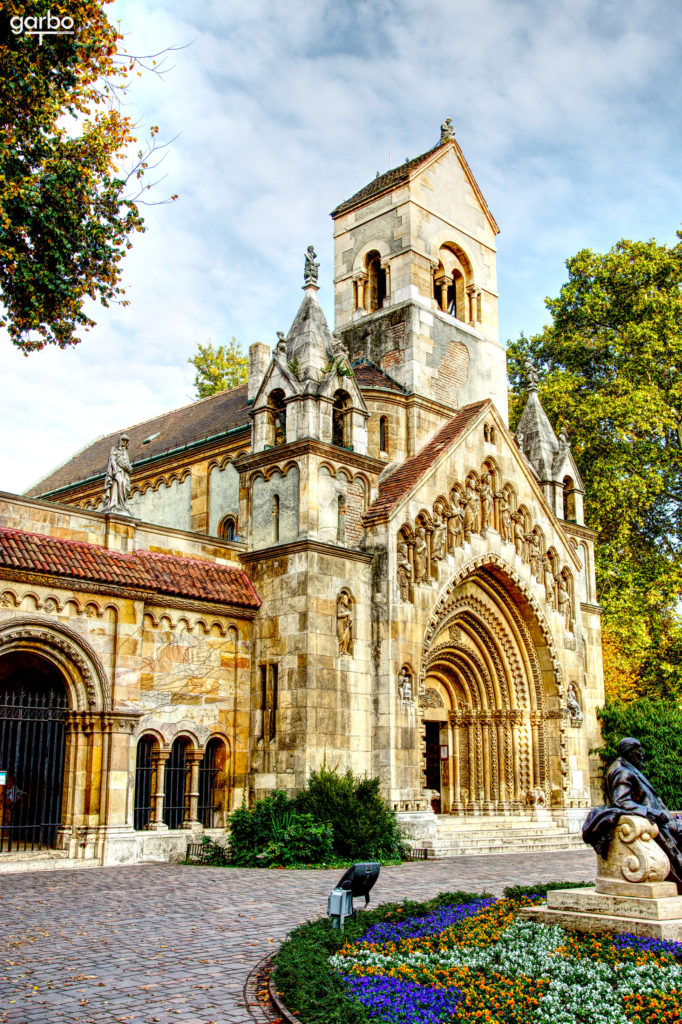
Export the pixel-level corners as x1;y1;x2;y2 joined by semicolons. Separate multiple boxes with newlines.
2;0;681;493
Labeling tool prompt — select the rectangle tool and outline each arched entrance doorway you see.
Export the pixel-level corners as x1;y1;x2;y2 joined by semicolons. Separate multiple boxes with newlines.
419;557;564;815
0;652;68;851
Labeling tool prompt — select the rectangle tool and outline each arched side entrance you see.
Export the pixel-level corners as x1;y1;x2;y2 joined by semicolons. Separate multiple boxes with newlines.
419;556;565;814
0;618;112;857
0;652;68;851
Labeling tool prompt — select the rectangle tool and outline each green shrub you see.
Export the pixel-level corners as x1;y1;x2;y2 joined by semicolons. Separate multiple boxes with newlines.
274;889;489;1024
227;790;333;866
503;881;592;900
595;698;682;807
294;766;409;861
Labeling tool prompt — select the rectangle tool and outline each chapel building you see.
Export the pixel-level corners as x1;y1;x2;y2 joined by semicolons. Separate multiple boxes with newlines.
0;121;604;865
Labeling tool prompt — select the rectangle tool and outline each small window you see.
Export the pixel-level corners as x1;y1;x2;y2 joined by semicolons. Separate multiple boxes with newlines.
163;737;190;830
219;515;238;541
332;390;351;448
268;389;286;447
270;665;278;742
272;494;280;543
133;735;157;831
379;416;388;454
563;477;576;521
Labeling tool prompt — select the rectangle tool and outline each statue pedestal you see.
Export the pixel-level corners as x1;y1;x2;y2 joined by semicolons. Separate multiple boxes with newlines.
520;813;682;940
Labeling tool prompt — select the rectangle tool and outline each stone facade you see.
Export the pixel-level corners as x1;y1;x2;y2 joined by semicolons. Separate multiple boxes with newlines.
0;123;605;865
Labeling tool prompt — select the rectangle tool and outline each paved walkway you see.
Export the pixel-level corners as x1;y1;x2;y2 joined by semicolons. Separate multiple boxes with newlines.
0;850;594;1024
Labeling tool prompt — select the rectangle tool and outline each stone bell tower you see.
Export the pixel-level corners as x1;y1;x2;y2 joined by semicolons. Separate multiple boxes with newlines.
331;119;507;432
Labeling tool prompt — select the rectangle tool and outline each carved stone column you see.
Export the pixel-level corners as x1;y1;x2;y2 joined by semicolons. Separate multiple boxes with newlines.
150;751;170;830
449;711;461;811
185;751;203;830
509;710;522;805
480;714;493;812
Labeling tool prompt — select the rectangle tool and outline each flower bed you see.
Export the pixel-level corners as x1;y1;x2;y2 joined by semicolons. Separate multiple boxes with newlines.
273;886;682;1024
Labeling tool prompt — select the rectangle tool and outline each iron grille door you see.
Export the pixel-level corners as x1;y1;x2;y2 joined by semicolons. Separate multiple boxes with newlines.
0;687;68;853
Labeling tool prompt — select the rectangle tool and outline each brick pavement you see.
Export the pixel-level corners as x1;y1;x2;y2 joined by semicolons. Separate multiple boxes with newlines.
0;849;594;1024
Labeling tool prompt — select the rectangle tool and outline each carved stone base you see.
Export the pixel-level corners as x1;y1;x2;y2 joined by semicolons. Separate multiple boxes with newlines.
520;887;682;940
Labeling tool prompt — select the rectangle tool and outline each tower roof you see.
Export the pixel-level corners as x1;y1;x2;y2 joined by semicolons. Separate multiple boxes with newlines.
285;285;335;382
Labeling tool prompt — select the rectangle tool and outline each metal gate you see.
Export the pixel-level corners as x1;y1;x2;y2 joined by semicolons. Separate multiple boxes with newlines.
0;686;68;852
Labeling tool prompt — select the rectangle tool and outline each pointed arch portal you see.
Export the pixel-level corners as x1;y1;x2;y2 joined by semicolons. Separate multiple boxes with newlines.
419;556;565;813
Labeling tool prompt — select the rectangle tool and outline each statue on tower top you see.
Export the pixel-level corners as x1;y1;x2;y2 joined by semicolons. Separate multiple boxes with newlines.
304;245;319;287
440;117;455;143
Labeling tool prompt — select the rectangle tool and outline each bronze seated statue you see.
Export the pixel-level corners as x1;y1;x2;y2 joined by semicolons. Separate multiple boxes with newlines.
583;737;682;890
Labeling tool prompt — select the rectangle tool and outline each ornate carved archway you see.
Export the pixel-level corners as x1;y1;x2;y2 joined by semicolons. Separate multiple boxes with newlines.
0;617;111;712
419;556;567;811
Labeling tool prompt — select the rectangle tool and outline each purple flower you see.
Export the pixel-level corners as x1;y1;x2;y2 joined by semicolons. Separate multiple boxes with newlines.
360;899;496;946
345;974;462;1024
613;932;682;960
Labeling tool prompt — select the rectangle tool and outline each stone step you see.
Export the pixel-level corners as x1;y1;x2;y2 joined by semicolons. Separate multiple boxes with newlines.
434;819;562;833
415;831;585;858
0;854;101;873
433;826;567;841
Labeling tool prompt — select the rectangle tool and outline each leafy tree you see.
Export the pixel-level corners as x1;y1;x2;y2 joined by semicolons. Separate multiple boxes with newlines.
0;0;172;352
507;233;682;699
188;339;248;398
594;699;682;808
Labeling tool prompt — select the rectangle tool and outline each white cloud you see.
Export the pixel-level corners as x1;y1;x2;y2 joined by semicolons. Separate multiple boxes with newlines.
2;0;681;491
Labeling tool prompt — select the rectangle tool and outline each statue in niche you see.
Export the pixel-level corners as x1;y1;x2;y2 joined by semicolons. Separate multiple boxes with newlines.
431;503;447;562
497;491;512;543
104;434;133;516
337;591;354;656
413;526;428;583
566;683;583;726
397;541;412;602
448;492;464;548
398;668;414;704
462;481;480;541
512;513;526;559
543;556;556;606
556;574;573;630
528;530;542;579
304;245;319;287
479;473;494;530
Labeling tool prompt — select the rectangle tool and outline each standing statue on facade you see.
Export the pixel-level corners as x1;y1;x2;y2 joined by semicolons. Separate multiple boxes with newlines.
397;541;412;602
566;683;583;726
440;117;455;143
497;490;512;543
479;473;494;530
583;738;682;890
413;526;428;583
398;667;414;704
512;513;526;559
556;574;573;630
104;434;133;516
431;503;447;561
448;492;464;548
528;530;542;579
336;591;354;656
462;481;480;541
543;556;556;606
304;245;319;287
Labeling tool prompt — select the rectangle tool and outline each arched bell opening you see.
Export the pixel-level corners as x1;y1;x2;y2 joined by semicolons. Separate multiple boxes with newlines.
0;651;69;852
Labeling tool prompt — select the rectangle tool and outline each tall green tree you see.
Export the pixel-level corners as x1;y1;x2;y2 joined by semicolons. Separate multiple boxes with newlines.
0;0;171;352
508;232;682;699
188;339;248;398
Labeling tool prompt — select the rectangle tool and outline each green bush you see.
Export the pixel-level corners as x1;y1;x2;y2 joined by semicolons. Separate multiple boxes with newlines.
595;698;682;808
294;766;409;861
227;790;333;867
274;889;489;1024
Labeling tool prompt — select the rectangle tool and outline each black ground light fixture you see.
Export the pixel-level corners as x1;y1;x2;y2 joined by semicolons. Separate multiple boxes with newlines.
327;862;380;930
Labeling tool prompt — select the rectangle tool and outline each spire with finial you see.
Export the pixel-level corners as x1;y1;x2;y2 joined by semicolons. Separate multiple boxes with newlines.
440;117;455;143
303;245;319;289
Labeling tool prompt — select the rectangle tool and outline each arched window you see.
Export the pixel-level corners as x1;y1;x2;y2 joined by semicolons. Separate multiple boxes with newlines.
379;416;388;454
268;389;286;447
337;494;346;543
163;737;190;829
133;735;157;831
198;737;229;828
272;494;280;543
332;390;351;448
219;515;238;541
563;476;577;521
365;251;386;312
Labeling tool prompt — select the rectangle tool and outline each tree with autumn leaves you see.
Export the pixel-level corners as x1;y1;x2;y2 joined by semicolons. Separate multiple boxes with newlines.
508;231;682;702
0;0;172;352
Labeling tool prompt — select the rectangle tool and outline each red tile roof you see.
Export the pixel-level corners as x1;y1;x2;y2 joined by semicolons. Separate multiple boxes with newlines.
331;145;442;217
26;384;252;499
363;401;490;526
352;362;407;393
0;528;261;609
